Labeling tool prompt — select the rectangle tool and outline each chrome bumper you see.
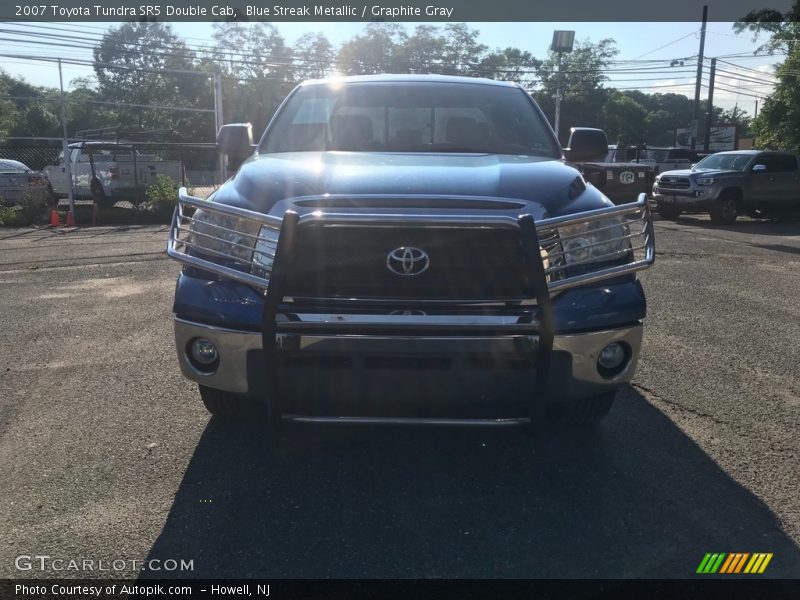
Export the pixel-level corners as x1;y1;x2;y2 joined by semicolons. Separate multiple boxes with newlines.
174;317;642;401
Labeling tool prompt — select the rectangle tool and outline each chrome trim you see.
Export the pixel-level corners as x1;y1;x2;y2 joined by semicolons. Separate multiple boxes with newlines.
173;318;262;394
174;317;642;401
281;415;530;426
167;190;655;296
284;313;533;325
278;334;538;354
552;324;643;393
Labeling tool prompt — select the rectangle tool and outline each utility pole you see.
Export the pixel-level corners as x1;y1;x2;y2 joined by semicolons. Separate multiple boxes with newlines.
690;5;708;150
703;58;716;153
57;58;75;218
213;72;226;183
754;99;759;118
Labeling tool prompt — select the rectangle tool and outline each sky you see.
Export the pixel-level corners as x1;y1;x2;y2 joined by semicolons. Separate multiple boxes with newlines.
0;21;779;116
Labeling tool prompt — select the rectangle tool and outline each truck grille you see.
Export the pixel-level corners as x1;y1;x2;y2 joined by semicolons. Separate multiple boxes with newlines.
168;190;655;298
285;225;534;300
658;176;691;189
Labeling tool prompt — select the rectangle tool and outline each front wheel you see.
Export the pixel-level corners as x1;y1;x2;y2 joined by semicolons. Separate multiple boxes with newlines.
658;206;681;220
710;193;738;225
198;385;266;420
547;391;616;426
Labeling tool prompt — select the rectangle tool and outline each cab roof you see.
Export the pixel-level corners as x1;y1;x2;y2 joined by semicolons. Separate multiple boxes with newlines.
299;73;522;89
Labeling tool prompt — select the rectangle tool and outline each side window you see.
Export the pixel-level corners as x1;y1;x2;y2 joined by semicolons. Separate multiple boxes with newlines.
757;155;797;172
777;154;798;172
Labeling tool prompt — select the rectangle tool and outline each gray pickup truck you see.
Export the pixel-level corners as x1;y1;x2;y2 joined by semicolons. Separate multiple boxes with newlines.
653;150;800;223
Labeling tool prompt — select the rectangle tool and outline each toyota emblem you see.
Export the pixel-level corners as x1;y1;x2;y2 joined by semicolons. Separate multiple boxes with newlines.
386;247;430;276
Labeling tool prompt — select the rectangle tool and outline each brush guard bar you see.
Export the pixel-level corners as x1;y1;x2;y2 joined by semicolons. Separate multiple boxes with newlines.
167;189;655;426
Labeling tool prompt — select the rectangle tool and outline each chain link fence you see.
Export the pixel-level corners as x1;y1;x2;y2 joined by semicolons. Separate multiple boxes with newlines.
0;139;222;209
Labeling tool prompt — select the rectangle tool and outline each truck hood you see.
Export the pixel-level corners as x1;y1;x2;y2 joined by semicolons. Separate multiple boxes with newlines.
659;168;738;178
212;151;612;219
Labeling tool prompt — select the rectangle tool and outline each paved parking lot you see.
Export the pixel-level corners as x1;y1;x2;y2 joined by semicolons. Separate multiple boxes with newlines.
1;216;799;578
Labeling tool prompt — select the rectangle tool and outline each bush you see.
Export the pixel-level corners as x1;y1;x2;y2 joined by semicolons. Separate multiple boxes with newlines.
143;174;181;215
0;190;49;226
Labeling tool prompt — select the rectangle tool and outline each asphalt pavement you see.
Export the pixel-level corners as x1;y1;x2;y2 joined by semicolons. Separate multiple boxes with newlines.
0;216;799;578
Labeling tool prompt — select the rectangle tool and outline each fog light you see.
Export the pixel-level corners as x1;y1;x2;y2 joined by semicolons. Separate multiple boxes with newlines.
598;342;626;370
190;338;218;366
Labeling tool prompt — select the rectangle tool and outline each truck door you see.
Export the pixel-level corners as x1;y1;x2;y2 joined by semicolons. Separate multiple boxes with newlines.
773;154;800;210
750;154;798;211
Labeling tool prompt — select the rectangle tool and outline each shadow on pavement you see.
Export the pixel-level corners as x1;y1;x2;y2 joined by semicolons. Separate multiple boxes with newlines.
145;387;800;578
663;215;800;237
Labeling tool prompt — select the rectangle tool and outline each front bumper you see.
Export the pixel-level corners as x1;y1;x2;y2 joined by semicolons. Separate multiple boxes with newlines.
174;316;643;408
653;189;718;211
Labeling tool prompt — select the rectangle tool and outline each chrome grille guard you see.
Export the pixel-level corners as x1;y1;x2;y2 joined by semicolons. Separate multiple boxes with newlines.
167;188;655;296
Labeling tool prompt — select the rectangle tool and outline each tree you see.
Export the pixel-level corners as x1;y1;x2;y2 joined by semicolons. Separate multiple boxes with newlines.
294;33;335;80
478;47;540;87
735;1;800;150
94;22;206;133
533;39;618;143
401;25;447;73
336;23;409;74
439;24;487;75
602;92;648;145
209;23;296;137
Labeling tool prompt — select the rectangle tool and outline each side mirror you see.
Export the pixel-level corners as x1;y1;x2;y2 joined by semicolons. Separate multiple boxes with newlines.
752;163;767;172
563;127;609;163
217;123;254;158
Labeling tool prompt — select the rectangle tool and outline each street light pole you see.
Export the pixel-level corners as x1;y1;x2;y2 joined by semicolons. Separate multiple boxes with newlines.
554;52;563;143
551;30;575;145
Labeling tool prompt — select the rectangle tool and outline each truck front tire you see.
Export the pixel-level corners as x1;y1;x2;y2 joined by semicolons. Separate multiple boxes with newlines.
657;206;681;220
548;391;616;426
710;191;739;225
198;385;266;420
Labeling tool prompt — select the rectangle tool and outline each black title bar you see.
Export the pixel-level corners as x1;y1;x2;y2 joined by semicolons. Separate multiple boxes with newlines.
0;0;794;22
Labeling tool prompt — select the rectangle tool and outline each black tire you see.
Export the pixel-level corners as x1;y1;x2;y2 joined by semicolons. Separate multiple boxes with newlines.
657;206;681;220
709;191;739;225
549;391;616;426
198;385;266;420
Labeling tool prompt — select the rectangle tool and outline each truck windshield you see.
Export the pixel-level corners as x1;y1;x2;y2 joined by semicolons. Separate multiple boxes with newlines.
260;81;560;156
693;153;752;171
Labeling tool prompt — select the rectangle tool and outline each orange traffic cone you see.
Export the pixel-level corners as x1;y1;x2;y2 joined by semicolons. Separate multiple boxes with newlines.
49;209;61;227
66;210;76;227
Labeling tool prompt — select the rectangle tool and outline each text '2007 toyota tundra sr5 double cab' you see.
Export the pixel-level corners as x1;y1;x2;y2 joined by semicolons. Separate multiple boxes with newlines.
167;75;655;432
653;150;800;224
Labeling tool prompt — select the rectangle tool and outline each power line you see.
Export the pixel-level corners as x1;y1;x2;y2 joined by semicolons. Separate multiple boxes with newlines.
631;29;700;60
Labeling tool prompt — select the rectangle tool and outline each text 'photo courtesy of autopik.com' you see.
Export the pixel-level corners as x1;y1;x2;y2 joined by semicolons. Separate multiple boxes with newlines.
0;0;799;598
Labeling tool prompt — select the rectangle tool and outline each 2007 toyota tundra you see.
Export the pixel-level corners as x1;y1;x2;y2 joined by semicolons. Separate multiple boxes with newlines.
167;74;655;431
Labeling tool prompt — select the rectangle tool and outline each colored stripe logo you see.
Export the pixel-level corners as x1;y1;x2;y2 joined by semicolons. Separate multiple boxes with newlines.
696;552;773;574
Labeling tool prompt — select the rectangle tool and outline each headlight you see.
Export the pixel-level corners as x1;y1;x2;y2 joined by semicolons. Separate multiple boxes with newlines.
558;217;630;266
696;177;716;185
190;209;260;267
189;208;280;278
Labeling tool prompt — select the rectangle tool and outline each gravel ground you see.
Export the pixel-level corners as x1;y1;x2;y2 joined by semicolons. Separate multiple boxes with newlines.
0;216;798;579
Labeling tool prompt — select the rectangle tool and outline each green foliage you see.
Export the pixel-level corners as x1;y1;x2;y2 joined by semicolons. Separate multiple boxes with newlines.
736;1;800;150
143;174;180;214
0;190;49;227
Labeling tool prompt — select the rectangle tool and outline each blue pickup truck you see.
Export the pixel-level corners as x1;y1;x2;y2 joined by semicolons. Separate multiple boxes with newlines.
167;74;655;431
